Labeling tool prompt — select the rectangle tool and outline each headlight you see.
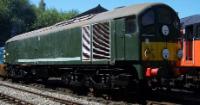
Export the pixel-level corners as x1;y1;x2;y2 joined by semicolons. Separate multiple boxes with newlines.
177;49;183;59
161;25;169;36
162;49;169;60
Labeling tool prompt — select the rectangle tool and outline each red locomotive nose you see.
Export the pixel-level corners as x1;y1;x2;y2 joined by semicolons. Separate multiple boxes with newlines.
145;68;159;77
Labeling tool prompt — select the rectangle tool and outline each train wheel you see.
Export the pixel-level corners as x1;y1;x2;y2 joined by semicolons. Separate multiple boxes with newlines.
138;79;152;96
88;87;94;97
42;77;49;83
61;73;70;86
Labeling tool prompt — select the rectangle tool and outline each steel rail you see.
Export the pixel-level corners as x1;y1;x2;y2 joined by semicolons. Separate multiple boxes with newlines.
0;92;34;105
0;83;82;105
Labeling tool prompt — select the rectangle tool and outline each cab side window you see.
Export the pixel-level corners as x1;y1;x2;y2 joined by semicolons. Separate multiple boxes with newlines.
142;10;155;26
185;25;194;39
141;10;155;35
197;25;200;37
125;17;136;34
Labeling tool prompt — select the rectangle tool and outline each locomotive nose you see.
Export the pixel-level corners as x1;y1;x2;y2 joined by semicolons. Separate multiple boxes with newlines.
142;42;178;61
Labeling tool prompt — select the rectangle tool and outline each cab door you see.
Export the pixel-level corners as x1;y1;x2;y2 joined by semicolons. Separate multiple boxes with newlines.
115;18;125;60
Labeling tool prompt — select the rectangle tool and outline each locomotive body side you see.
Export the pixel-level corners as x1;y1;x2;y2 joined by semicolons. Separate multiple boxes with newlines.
4;3;181;90
5;28;82;65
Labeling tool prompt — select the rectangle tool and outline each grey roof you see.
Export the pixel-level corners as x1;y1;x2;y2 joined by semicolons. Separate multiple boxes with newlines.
7;3;166;43
181;14;200;28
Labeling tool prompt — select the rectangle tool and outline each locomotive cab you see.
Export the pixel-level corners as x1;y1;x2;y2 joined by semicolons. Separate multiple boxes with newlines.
139;6;181;78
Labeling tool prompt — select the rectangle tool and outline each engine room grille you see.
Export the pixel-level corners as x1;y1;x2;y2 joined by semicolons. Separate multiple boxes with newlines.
92;22;110;60
82;22;111;61
82;25;92;61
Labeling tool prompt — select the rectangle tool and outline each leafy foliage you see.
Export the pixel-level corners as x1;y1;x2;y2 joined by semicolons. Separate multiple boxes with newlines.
39;0;46;11
0;0;79;46
0;0;36;46
32;8;79;29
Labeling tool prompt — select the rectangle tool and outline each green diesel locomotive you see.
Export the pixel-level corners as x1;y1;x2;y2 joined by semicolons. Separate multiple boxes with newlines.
5;3;181;90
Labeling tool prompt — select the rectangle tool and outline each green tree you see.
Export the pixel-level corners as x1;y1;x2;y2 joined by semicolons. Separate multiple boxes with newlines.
0;0;36;46
0;0;79;46
9;0;36;35
39;0;46;11
32;8;79;29
0;1;11;46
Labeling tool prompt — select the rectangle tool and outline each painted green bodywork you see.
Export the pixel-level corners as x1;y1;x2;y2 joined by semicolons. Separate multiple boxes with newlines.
6;19;140;65
111;18;139;61
5;4;180;80
6;28;82;65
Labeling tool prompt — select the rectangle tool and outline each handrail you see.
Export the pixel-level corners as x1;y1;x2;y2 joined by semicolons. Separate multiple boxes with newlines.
192;37;195;64
182;38;185;62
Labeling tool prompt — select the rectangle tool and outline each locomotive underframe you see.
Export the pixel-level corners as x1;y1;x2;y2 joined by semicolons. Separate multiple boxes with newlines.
7;63;139;90
173;67;200;91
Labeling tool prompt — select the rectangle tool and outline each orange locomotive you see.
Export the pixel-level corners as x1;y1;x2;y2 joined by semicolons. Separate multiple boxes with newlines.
180;25;200;67
176;17;200;90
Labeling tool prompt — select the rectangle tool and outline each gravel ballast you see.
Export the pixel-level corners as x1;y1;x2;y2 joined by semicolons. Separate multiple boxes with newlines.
0;81;104;105
0;86;61;105
0;100;12;105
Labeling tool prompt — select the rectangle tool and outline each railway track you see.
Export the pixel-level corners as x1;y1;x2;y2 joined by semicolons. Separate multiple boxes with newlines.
0;81;102;105
1;78;200;105
0;79;136;105
0;83;82;105
0;92;33;105
145;89;200;105
146;101;179;105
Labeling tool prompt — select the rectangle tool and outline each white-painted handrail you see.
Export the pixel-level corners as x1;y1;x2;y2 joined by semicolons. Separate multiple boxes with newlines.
192;37;195;64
